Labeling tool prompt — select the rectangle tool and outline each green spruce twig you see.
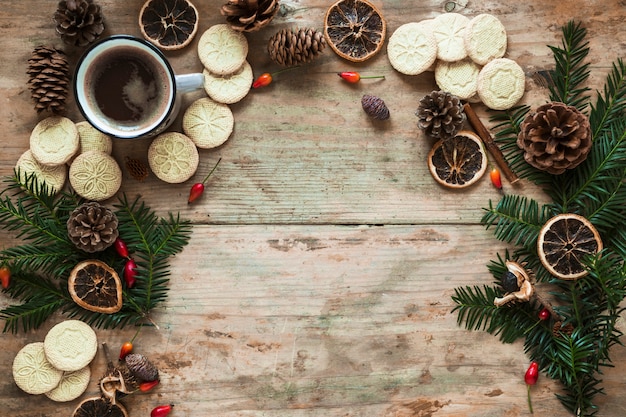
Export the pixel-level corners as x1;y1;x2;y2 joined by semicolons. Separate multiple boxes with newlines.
0;170;192;333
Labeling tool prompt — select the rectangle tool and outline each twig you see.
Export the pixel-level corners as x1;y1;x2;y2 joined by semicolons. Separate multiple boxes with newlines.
463;103;520;184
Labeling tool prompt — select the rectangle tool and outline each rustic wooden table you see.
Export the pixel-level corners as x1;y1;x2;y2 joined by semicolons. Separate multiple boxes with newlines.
2;1;626;416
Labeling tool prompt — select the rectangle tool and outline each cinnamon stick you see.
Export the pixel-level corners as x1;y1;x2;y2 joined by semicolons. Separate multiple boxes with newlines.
463;103;519;184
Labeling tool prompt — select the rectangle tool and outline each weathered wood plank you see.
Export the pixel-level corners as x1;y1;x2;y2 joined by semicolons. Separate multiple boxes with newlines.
2;225;626;416
2;1;626;416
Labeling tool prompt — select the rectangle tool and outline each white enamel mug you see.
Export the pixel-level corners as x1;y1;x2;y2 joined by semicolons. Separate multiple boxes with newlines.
74;35;203;139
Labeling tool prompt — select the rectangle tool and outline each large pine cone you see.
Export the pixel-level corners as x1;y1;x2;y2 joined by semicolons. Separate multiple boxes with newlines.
221;0;279;32
517;102;592;174
416;91;465;141
67;202;119;253
27;46;70;114
54;0;105;47
268;27;326;67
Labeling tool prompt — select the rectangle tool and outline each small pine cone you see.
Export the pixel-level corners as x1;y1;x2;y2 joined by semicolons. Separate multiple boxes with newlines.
54;0;105;47
517;102;592;174
268;27;326;67
416;91;465;140
221;0;280;32
67;202;119;253
27;46;70;114
553;321;575;338
124;353;159;382
361;95;389;120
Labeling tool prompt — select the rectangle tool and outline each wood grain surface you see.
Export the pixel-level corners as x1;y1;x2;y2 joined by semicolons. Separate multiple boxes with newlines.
1;1;626;416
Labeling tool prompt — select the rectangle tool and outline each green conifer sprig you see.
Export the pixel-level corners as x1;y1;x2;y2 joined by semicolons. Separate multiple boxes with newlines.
453;20;626;416
0;170;192;333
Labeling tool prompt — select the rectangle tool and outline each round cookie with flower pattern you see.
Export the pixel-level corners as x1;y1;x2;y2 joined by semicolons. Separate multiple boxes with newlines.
432;13;470;62
183;97;234;149
477;57;526;110
13;342;63;395
197;24;248;75
69;150;122;201
45;366;91;402
44;320;98;372
16;149;67;194
387;21;437;75
148;132;199;183
203;61;253;104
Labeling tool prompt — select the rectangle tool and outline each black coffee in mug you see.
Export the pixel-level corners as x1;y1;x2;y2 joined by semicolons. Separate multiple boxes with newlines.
75;35;180;139
90;46;168;126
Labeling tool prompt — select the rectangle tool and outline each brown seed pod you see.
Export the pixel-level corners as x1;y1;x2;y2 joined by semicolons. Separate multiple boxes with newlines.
361;95;390;120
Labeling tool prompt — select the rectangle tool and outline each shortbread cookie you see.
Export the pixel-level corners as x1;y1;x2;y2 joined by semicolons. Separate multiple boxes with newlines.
464;14;507;65
197;24;248;75
30;116;79;166
45;366;91;402
432;13;470;62
69;150;122;201
16;149;67;193
75;121;113;157
183;97;234;149
13;342;64;395
44;320;98;372
435;59;481;100
148;132;199;183
387;21;437;75
477;57;526;110
203;61;253;104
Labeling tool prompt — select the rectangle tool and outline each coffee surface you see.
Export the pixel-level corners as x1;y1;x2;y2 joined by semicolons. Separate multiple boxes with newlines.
90;47;169;128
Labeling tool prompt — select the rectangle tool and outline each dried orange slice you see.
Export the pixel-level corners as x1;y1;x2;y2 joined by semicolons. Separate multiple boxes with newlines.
73;397;129;417
537;213;603;280
324;0;386;62
68;259;123;313
139;0;199;51
427;131;487;188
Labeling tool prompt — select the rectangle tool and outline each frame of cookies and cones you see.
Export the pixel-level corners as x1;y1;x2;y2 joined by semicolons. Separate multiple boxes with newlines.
2;1;626;416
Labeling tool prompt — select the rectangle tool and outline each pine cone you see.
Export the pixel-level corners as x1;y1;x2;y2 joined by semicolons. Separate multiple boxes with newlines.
124;353;159;382
54;0;105;47
416;91;465;140
361;95;389;120
268;27;326;67
517;102;592;174
67;202;119;253
27;46;70;114
221;0;279;32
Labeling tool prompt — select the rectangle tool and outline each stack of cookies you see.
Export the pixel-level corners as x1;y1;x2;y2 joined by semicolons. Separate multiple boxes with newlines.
17;116;122;201
12;320;98;402
387;13;525;110
147;23;248;184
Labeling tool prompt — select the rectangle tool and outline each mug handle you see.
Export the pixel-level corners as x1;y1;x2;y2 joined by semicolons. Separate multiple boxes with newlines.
175;73;204;93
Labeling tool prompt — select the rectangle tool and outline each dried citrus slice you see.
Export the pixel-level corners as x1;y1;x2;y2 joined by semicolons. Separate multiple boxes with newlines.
68;259;123;314
73;397;129;417
537;213;603;280
139;0;199;51
427;130;487;188
324;0;386;62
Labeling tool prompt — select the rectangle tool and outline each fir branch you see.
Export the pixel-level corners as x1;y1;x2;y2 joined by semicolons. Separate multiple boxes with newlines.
481;195;553;249
113;194;192;315
558;119;626;225
0;271;67;333
548;20;591;110
0;172;192;332
451;284;537;343
588;58;626;139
